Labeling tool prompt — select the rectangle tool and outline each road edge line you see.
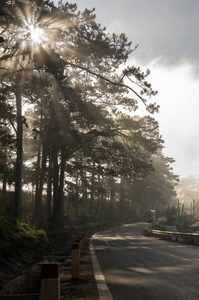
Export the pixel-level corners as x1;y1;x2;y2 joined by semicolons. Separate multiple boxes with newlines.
90;237;113;300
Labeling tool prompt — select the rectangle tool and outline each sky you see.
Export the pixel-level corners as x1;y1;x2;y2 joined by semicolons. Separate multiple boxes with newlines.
55;0;199;179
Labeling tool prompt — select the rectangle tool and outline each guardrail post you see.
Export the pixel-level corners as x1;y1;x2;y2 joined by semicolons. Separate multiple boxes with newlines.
80;233;87;251
81;233;86;250
71;243;80;279
145;227;199;244
40;263;60;300
75;238;83;253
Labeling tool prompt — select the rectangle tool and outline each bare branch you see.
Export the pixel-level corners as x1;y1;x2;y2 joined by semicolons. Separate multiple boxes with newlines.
64;61;149;108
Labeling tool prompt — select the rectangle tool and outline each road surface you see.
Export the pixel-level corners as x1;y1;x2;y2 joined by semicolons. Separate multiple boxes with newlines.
91;223;199;299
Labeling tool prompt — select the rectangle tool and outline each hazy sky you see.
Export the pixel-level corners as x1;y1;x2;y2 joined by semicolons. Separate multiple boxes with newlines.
55;0;199;179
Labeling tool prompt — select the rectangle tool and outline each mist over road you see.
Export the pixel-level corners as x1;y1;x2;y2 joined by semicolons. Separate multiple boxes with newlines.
92;223;199;299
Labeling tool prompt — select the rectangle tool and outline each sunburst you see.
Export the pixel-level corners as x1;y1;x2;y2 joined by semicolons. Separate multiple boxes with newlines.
0;0;84;77
28;24;45;44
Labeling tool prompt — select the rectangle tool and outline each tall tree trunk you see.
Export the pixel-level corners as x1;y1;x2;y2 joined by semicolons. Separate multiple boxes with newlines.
82;170;87;209
75;171;79;221
119;176;124;213
109;175;115;218
100;175;106;213
95;174;101;214
52;147;59;222
53;148;66;226
89;161;95;213
2;176;6;202
35;141;48;227
57;150;66;225
45;144;52;221
35;100;43;209
14;77;22;220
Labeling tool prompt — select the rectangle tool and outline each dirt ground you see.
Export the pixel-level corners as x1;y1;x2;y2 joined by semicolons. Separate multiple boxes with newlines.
0;236;99;299
60;238;99;299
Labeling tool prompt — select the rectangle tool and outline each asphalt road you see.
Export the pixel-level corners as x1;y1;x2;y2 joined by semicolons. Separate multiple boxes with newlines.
91;223;199;300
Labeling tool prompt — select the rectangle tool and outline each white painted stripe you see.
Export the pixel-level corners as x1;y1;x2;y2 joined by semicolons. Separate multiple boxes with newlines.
97;283;110;291
95;274;105;281
90;238;113;300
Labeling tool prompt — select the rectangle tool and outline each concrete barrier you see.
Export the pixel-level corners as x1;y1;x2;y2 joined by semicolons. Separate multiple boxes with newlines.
146;228;199;245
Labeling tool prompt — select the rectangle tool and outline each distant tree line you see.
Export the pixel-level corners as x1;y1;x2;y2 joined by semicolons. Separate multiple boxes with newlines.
0;0;179;228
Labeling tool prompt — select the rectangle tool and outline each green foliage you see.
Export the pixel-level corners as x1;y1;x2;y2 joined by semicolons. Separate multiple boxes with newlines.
0;218;6;239
0;0;178;229
8;217;19;225
61;213;110;233
36;229;47;240
0;224;6;238
0;192;15;218
165;206;178;225
20;223;30;231
0;217;48;250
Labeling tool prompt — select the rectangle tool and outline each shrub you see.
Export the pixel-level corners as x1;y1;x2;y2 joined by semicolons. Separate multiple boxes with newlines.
20;223;30;231
36;229;47;240
0;222;6;239
165;206;178;225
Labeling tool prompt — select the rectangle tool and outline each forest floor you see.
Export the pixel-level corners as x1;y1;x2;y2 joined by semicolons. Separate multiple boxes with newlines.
0;229;99;299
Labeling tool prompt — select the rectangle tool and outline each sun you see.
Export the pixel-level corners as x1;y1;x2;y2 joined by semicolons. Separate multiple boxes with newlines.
29;24;45;44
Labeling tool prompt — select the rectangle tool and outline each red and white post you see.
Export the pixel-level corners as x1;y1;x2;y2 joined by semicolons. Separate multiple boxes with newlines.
40;263;60;300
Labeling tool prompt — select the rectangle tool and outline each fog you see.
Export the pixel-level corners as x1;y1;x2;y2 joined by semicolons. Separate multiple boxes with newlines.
55;0;199;178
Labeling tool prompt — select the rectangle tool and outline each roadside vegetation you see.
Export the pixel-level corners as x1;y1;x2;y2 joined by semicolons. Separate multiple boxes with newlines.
0;1;180;284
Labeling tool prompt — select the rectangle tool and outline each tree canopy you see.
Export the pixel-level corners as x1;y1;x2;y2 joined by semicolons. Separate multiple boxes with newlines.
0;0;178;226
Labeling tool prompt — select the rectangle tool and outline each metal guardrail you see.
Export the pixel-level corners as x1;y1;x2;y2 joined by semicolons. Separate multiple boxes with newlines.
145;228;199;245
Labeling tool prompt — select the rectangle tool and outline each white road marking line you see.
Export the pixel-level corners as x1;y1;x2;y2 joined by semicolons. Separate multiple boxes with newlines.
90;238;113;300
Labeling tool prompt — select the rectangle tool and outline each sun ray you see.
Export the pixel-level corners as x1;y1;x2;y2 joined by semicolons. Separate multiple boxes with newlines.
28;24;45;44
0;0;85;75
